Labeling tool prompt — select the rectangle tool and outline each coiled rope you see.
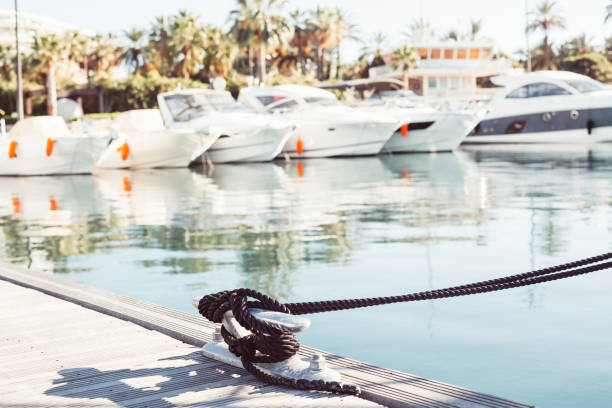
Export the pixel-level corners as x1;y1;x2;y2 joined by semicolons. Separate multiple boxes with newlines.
197;252;612;395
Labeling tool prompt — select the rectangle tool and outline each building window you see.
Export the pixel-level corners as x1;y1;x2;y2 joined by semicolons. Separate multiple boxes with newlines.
469;48;480;59
481;48;492;59
439;77;448;89
417;48;428;59
456;49;467;59
450;77;459;89
444;49;454;59
430;49;441;59
428;77;438;89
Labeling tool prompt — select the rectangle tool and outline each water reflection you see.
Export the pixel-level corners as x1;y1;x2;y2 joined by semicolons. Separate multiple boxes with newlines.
0;147;611;407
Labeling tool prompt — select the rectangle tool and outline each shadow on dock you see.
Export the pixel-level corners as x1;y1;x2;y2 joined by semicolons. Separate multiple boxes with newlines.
44;350;337;407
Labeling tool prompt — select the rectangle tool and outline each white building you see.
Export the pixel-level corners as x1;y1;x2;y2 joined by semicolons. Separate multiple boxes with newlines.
0;10;91;52
369;39;521;101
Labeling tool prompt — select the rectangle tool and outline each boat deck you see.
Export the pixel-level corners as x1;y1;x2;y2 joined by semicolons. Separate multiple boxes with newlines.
0;262;534;407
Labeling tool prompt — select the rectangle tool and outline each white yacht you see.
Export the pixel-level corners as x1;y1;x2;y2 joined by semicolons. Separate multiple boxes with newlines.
96;109;217;169
0;116;108;176
357;90;480;153
465;71;612;144
157;89;294;163
238;85;400;158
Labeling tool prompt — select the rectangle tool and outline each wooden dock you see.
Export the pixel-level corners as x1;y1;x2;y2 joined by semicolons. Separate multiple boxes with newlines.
0;262;534;408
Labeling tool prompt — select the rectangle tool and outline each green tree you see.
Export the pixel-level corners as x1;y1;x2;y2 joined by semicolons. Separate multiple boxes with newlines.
89;34;121;78
169;10;205;78
605;0;612;22
389;45;419;90
0;44;13;81
558;34;592;60
31;34;66;115
559;53;612;82
229;0;288;85
527;1;566;70
288;9;313;75
148;16;174;77
121;28;147;75
470;19;482;41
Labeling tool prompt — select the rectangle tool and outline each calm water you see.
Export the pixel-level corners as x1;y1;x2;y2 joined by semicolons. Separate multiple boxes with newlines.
1;146;611;407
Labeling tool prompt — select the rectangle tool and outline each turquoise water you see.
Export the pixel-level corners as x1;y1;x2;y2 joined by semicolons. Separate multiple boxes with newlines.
1;146;611;407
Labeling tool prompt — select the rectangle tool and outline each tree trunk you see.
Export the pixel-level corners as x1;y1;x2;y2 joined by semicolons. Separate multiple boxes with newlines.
46;60;57;116
403;71;409;90
544;32;550;70
258;44;266;85
336;48;341;79
316;48;323;81
83;56;89;84
298;48;306;75
247;45;254;77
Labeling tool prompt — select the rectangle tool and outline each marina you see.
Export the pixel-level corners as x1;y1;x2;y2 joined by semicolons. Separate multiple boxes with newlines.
1;0;612;406
1;147;611;407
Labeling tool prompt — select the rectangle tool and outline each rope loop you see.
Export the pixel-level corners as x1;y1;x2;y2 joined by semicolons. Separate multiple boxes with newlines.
197;252;612;396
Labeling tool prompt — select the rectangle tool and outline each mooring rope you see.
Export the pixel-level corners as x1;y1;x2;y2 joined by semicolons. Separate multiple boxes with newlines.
197;252;612;395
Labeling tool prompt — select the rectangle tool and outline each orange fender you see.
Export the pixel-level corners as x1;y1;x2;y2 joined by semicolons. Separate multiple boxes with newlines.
297;161;304;178
49;199;58;211
11;197;20;214
401;123;408;137
122;177;132;192
296;138;303;155
117;142;129;161
8;140;17;158
46;138;55;156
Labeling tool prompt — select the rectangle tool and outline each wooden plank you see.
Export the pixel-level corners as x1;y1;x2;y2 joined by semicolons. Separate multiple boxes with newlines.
0;262;533;408
0;276;378;408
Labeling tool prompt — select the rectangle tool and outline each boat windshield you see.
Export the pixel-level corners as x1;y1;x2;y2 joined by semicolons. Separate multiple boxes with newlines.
163;93;249;122
564;79;605;93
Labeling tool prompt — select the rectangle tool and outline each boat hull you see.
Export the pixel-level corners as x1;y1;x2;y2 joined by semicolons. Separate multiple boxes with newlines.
206;127;293;163
0;135;108;176
283;121;398;158
383;111;477;153
96;129;215;169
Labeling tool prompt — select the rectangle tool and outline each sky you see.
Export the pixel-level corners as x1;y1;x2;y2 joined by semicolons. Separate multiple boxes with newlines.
8;0;612;61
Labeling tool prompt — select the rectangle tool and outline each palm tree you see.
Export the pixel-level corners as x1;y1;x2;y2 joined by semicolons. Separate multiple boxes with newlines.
64;30;93;83
0;44;13;80
121;28;147;75
148;15;173;76
288;9;313;75
405;19;434;41
90;34;121;76
327;8;358;79
202;25;237;77
360;32;387;63
527;1;566;70
228;1;258;77
470;19;482;40
169;10;205;78
605;1;612;22
230;0;288;85
389;45;419;90
31;34;65;116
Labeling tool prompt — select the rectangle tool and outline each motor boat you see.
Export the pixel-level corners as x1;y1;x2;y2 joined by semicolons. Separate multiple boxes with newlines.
238;85;401;158
0;116;109;176
95;109;218;169
355;90;480;153
465;71;612;144
157;89;294;163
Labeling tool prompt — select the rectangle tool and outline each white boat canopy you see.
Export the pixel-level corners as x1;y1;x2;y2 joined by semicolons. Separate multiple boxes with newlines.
8;116;71;138
116;109;165;133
